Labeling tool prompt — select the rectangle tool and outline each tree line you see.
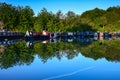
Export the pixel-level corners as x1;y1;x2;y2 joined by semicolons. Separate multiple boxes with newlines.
0;2;120;32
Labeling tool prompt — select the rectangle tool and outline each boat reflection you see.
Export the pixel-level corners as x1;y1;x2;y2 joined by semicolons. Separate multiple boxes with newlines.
0;34;113;47
0;39;23;46
25;35;112;47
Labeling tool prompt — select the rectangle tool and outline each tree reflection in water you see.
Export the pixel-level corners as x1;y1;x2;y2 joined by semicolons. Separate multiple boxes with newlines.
0;38;120;69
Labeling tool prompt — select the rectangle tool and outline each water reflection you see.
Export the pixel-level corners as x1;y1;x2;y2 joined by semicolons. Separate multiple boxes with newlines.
0;39;23;46
0;35;120;69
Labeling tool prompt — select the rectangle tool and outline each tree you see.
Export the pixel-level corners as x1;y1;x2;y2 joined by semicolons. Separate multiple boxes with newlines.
0;19;4;29
0;2;16;30
17;6;34;31
0;2;34;31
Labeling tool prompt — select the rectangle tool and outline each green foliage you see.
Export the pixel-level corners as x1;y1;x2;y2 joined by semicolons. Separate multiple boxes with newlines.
0;2;34;31
0;2;120;32
16;6;34;31
0;2;17;30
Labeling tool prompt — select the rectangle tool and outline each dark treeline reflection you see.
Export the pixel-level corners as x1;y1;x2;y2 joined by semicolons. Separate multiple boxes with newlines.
0;42;35;69
0;39;120;69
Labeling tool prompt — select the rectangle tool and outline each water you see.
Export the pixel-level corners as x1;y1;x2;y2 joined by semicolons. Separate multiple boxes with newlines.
0;37;120;80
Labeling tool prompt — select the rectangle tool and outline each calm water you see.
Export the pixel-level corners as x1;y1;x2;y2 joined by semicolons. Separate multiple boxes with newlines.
0;37;120;80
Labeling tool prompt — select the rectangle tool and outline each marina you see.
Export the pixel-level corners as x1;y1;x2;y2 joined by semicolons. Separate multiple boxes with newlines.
1;1;120;80
1;30;120;47
0;30;114;40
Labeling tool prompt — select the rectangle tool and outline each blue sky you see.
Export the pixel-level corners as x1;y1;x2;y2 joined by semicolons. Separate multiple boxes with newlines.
1;0;120;16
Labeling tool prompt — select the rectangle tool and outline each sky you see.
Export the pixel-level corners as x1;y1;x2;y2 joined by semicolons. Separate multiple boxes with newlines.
1;0;120;16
